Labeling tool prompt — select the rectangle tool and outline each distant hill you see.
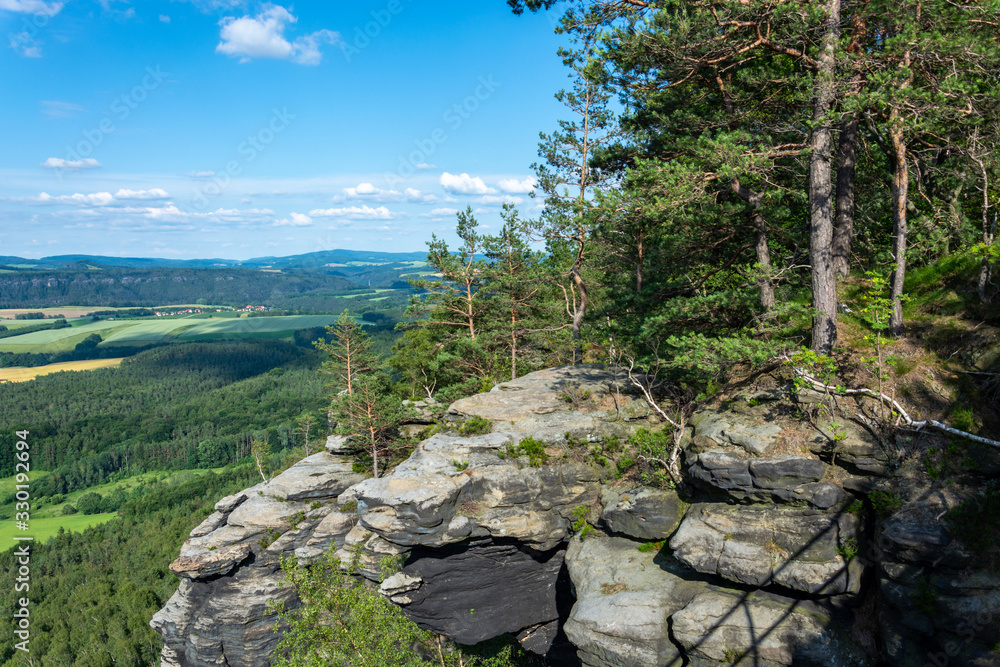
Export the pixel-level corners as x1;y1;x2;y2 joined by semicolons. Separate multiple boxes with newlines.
0;265;356;309
0;249;427;272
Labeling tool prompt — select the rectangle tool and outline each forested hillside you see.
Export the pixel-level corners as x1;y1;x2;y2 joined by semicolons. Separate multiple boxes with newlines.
0;266;354;309
0;341;328;495
0;465;260;665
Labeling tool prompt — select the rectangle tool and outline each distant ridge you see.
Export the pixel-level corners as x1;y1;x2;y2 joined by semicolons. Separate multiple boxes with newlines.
0;249;428;271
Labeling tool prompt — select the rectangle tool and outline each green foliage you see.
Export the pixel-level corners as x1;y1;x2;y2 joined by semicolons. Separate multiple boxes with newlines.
637;540;665;553
911;577;938;616
836;538;859;561
76;491;103;515
945;486;1000;561
458;415;492;436
339;500;358;514
787;349;839;392
503;437;549;467
557;384;592;407
271;548;529;667
0;465;258;665
949;407;976;433
570;505;590;534
870;489;904;517
452;459;470;471
61;503;77;515
0;341;326;487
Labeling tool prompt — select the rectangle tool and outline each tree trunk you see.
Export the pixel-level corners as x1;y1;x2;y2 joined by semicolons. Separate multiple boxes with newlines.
570;229;587;364
832;113;859;278
808;0;840;354
731;179;774;312
753;210;776;311
888;118;909;336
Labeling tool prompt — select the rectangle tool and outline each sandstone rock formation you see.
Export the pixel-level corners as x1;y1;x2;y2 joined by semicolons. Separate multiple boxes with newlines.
152;364;999;667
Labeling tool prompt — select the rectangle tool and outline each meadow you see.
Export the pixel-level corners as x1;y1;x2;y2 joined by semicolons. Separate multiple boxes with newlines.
0;357;124;382
0;313;349;352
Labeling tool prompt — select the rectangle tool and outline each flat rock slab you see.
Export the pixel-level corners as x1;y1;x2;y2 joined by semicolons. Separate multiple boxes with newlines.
226;492;313;533
396;540;567;653
688;452;847;509
447;364;644;445
266;451;366;501
564;535;709;667
670;503;861;595
672;590;848;666
169;543;252;580
600;487;687;540
693;412;784;455
353;436;601;551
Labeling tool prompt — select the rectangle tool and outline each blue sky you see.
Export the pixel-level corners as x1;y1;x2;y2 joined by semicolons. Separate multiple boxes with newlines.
0;0;569;259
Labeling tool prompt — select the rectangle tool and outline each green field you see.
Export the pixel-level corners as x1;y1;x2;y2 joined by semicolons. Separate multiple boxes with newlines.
1;468;224;520
0;512;118;545
0;314;349;352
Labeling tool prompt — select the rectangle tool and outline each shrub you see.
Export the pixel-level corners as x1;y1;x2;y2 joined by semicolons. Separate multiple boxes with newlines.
458;415;492;436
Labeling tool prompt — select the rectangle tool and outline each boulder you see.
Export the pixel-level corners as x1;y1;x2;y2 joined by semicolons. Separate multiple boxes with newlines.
391;540;568;653
564;535;708;666
671;589;864;666
669;503;862;595
169;543;252;580
688;452;847;509
600;487;686;540
151;568;295;667
351;431;602;552
266;451;366;501
691;411;784;455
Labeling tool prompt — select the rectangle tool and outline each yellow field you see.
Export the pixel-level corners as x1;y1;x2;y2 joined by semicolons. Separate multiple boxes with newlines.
0;358;124;383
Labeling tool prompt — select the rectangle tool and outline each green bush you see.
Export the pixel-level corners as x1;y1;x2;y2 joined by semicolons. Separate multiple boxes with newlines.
459;415;492;436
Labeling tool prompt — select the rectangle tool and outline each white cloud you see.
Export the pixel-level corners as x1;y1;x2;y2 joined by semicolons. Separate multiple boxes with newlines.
41;157;101;170
97;0;134;19
182;0;246;11
274;212;312;227
159;14;170;22
37;191;116;206
18;188;168;206
0;0;63;16
425;207;458;218
41;100;86;118
440;172;496;195
416;163;436;170
216;6;340;66
496;177;536;194
308;205;394;220
185;170;216;179
477;194;524;205
405;188;437;204
114;188;170;200
9;31;41;57
343;182;405;202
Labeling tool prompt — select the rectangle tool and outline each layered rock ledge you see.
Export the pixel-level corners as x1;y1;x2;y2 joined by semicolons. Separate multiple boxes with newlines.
151;364;999;667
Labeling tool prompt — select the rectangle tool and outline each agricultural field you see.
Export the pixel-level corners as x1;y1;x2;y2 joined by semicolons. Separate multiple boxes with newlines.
0;313;348;352
0;357;123;382
0;512;117;545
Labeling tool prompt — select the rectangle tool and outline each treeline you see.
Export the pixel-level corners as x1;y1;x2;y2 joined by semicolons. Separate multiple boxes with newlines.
0;266;353;309
0;341;329;494
0;319;68;341
0;465;259;666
